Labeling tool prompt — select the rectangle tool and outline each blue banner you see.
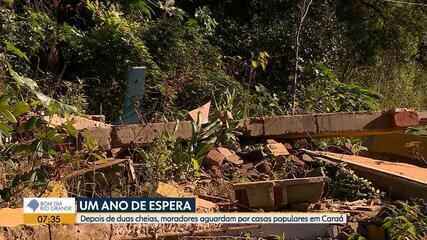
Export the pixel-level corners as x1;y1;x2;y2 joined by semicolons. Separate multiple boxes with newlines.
76;197;196;212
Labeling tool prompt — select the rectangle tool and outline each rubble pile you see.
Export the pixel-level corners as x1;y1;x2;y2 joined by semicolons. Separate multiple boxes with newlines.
1;108;427;239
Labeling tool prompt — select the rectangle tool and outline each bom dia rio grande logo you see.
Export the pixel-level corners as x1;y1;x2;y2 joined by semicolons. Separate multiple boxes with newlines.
27;199;40;212
23;198;76;214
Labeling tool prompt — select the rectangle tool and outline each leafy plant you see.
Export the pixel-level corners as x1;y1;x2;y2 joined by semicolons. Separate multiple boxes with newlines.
303;63;381;113
382;201;427;240
322;162;383;201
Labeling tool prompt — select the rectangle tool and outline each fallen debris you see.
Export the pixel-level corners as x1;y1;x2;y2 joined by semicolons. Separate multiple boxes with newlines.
43;114;111;130
233;176;325;210
205;147;243;167
241;110;423;138
154;182;219;212
217;147;243;165
188;101;211;125
364;133;427;166
85;110;427;147
266;139;290;156
62;159;129;180
390;108;420;127
205;148;225;167
305;150;427;200
112;121;192;147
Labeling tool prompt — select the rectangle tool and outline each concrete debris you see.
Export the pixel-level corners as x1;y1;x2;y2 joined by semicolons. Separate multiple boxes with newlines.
233;176;325;210
43;114;111;130
112;121;192;147
62;159;129;180
205;148;225;167
364;133;427;166
240;110;423;138
288;154;306;168
154;182;184;197
266;139;290;156
87;115;106;122
81;127;112;150
305;150;427;200
78;110;427;148
205;147;243;167
301;153;315;163
154;182;218;213
188;101;211;125
390;108;420;127
217;147;243;165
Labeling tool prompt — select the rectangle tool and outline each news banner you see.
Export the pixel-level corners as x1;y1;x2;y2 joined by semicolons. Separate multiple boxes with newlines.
23;198;347;225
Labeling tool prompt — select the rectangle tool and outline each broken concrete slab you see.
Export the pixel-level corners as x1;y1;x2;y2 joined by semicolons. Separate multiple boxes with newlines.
111;121;192;147
81;127;112;150
390;108;420;127
233;181;275;209
188;101;211;125
266;139;290;156
154;182;218;212
205;147;243;167
276;177;325;208
364;133;427;166
241;109;421;139
239;118;264;137
263;114;317;137
44;114;111;130
205;148;225;167
308;151;427;200
217;147;243;165
92;110;425;148
233;176;325;210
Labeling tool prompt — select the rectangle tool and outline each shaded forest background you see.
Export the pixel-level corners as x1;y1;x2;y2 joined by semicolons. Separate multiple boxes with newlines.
1;0;427;122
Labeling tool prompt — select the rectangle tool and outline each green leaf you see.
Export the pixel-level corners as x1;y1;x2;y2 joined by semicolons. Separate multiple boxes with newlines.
8;65;38;91
25;117;40;130
4;40;30;63
191;157;201;176
0;109;17;123
0;123;12;136
13;101;30;117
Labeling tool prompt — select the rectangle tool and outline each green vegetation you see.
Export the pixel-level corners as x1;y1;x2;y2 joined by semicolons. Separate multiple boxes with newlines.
2;0;426;123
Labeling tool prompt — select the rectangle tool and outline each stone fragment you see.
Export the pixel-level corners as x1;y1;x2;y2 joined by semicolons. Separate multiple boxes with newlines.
266;139;290;156
188;101;211;124
217;147;243;165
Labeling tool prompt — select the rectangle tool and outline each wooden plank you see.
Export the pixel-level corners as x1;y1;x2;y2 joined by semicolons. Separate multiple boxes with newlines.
307;151;427;200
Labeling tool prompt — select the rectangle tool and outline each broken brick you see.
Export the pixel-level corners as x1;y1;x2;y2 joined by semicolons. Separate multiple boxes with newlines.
205;149;225;167
288;155;306;168
301;153;315;163
217;147;243;165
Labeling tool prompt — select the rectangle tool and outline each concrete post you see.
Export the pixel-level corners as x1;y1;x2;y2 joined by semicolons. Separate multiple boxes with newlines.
121;66;145;124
